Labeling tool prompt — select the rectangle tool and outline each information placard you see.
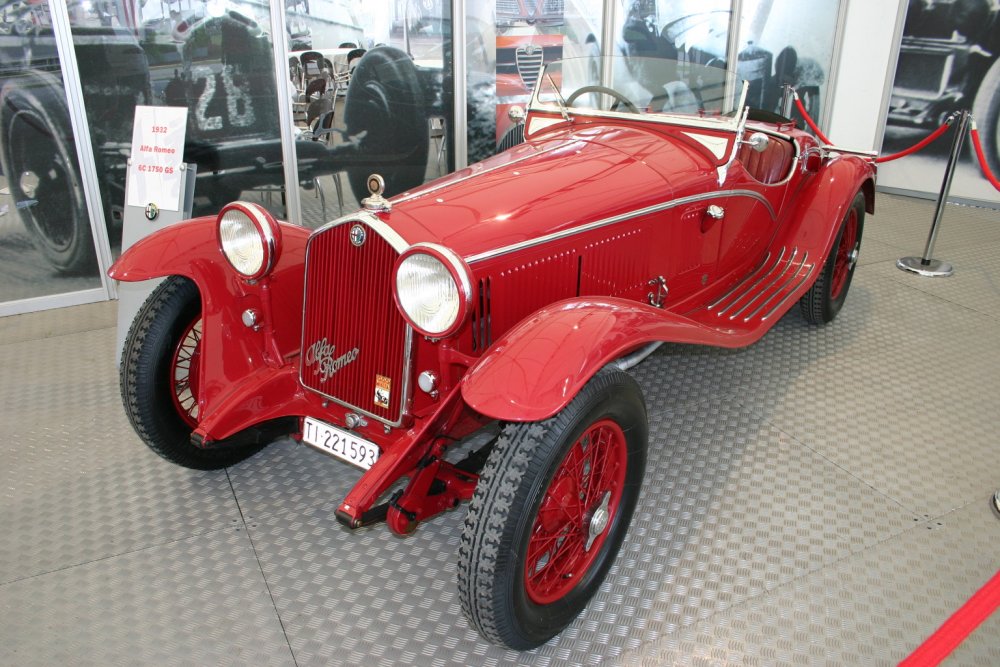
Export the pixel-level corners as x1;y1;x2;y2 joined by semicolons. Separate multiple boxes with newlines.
125;106;188;211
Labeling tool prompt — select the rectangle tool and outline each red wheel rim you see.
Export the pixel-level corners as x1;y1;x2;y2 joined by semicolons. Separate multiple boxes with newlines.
830;208;859;299
524;419;628;605
170;318;202;428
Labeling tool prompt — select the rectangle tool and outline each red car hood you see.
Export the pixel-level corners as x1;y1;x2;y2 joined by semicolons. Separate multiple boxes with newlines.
382;123;723;260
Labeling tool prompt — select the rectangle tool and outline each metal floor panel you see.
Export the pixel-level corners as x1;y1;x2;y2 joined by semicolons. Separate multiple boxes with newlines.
1;193;998;665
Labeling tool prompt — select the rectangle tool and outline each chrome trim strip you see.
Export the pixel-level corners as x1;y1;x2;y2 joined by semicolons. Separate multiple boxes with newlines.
392;142;567;206
761;262;815;322
715;247;787;317
729;248;798;320
744;252;809;322
708;251;773;312
465;190;776;265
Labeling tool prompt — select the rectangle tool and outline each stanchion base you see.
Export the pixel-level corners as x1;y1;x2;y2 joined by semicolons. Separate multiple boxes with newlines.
897;256;954;277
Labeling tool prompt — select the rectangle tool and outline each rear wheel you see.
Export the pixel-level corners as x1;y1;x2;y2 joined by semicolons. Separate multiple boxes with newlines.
120;276;265;469
458;368;647;649
800;191;865;324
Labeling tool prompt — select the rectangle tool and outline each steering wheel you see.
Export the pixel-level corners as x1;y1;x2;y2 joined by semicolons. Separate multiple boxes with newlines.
564;85;640;114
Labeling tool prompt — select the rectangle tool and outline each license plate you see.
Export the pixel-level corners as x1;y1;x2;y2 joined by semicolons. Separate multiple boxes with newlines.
302;417;380;470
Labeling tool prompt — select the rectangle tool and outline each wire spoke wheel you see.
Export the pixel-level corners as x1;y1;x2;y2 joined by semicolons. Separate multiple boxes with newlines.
169;318;203;428
524;419;627;605
458;368;647;650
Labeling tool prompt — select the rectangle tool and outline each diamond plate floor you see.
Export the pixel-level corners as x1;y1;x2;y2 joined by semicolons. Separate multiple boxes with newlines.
0;193;998;665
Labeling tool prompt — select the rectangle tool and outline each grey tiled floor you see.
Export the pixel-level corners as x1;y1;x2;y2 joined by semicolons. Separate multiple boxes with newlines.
0;194;998;666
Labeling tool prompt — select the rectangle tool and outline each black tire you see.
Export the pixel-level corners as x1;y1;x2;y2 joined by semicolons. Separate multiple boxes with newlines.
0;74;95;274
458;368;647;649
120;276;265;469
344;46;428;201
800;191;865;324
972;57;1000;178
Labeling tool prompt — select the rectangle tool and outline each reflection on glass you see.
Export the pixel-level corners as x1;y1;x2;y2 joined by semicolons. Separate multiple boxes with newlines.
535;56;746;122
738;0;842;124
286;0;452;228
64;0;284;267
0;0;102;303
480;0;604;162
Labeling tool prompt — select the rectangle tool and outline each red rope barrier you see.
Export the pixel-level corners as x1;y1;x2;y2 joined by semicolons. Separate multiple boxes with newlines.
899;568;1000;667
970;123;1000;191
793;93;832;145
791;90;953;164
875;119;953;164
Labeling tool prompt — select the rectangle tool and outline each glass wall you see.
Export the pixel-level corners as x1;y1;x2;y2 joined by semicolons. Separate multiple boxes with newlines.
467;0;605;165
69;0;286;254
284;0;452;229
0;0;848;315
0;1;102;304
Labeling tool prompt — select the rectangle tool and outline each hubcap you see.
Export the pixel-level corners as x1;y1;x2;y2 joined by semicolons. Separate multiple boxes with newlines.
586;491;611;551
523;419;627;605
19;170;39;199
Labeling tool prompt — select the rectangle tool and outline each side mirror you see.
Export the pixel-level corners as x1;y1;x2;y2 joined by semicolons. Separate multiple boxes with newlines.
743;131;769;153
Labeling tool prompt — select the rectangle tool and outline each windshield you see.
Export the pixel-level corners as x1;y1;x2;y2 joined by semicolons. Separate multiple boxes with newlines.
531;56;748;129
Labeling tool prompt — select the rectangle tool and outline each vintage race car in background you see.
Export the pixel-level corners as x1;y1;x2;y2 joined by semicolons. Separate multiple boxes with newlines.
111;55;875;649
0;2;430;274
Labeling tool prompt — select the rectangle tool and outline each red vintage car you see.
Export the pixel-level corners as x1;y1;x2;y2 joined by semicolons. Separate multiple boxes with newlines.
111;56;875;650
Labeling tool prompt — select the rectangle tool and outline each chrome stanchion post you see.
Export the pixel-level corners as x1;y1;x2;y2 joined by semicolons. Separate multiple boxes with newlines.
780;84;794;119
897;109;970;277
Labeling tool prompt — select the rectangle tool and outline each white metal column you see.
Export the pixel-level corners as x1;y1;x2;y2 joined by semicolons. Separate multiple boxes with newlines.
49;1;116;298
269;2;303;226
452;0;468;170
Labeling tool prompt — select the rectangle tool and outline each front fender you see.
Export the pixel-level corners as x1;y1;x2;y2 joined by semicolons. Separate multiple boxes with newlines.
461;298;733;422
109;217;311;443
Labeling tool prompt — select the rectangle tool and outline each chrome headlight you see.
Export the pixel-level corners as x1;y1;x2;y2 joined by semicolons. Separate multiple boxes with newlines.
217;202;281;280
394;244;472;338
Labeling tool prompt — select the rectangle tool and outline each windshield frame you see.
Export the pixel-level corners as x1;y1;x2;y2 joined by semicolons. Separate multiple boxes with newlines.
528;56;750;133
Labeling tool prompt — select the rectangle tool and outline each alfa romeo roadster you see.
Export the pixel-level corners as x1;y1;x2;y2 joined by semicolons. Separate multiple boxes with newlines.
111;56;876;650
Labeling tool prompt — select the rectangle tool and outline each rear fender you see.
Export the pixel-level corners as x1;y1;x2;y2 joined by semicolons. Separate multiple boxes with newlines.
461;298;736;422
109;217;311;442
776;155;875;265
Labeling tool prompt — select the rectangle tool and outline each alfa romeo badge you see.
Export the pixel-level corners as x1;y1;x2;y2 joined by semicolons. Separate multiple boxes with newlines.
349;224;367;247
144;202;159;221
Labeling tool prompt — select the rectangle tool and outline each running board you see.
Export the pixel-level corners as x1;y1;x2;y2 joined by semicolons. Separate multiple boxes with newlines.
706;247;815;324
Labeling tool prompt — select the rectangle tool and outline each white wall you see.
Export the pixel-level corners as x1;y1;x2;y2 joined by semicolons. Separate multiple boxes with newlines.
827;0;906;152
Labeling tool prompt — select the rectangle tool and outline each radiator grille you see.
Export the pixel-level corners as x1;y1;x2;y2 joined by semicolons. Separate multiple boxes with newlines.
497;0;520;16
516;45;545;91
300;222;409;424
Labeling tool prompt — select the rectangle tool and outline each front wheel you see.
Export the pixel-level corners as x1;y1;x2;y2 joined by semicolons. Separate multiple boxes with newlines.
457;368;647;649
120;276;265;469
799;191;865;324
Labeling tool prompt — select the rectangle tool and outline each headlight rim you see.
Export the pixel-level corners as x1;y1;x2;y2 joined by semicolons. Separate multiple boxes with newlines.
393;242;473;339
216;201;282;281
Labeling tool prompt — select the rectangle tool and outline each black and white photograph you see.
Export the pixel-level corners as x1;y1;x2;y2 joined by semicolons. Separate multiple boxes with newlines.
880;0;1000;204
